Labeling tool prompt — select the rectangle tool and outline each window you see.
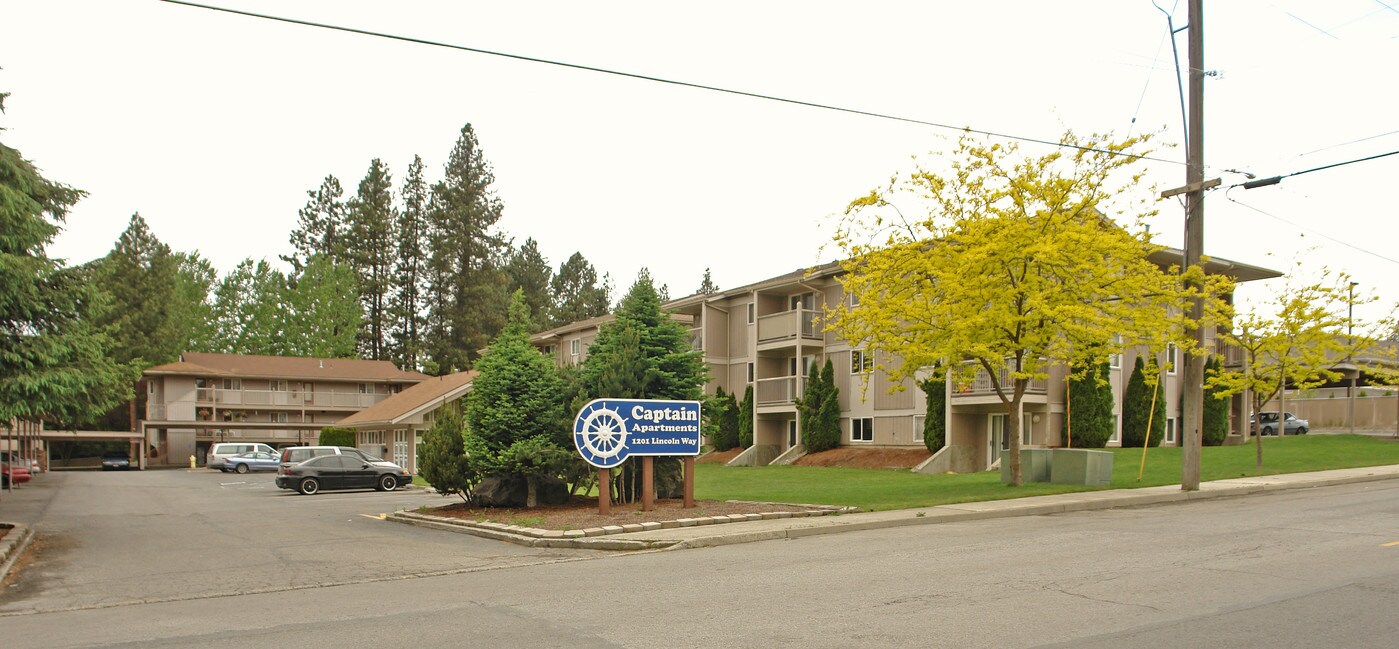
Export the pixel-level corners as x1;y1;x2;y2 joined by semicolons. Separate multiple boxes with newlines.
570;339;580;356
790;293;814;311
1165;342;1178;375
746;362;755;384
542;344;556;357
270;380;287;392
851;417;874;442
913;415;925;443
1111;414;1120;443
222;378;241;390
851;349;873;374
270;412;288;423
747;303;755;324
358;383;372;394
1166;418;1177;444
848;291;860;308
1109;335;1123;369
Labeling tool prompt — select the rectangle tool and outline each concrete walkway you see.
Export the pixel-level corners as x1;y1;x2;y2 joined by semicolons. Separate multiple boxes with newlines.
392;463;1399;551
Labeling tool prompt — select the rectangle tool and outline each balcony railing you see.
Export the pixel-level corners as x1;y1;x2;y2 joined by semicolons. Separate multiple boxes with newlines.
196;387;386;409
755;375;805;406
951;364;1048;397
756;309;822;344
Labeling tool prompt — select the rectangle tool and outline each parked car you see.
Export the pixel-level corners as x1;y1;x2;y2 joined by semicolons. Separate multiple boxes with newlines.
2;462;32;487
1249;411;1309;436
101;451;132;471
276;445;368;472
220;451;280;474
276;454;411;495
207;443;279;470
0;451;40;474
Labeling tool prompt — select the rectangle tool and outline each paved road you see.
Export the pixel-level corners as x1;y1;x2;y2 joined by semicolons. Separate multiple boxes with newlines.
0;469;600;615
5;471;1399;647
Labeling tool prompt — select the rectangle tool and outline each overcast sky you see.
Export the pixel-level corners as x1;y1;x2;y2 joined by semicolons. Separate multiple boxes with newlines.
3;1;1396;331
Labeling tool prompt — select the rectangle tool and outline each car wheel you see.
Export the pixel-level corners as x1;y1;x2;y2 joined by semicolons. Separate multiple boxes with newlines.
377;474;397;492
1298;426;1308;434
234;463;249;474
297;477;320;495
1262;426;1274;436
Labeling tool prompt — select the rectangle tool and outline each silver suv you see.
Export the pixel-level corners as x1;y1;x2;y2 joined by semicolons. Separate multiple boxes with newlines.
207;443;279;469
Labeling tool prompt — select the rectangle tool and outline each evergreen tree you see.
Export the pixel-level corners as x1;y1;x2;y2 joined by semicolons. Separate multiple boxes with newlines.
918;369;947;453
171;252;217;354
1202;355;1230;446
579;270;708;501
0;117;134;426
417;401;478;503
697;268;719;295
549;252;611;327
209;259;289;355
1121;357;1165;447
346;158;396;360
705;386;740;451
390;155;429;371
505;237;553;332
91;213;182;367
1067;361;1114;448
282;175;346;274
738;384;754;448
796;359;841;452
424;123;509;373
284;254;361;358
465;291;572;506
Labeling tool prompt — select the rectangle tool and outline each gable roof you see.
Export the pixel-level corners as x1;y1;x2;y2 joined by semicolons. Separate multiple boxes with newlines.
337;371;478;428
144;352;429;383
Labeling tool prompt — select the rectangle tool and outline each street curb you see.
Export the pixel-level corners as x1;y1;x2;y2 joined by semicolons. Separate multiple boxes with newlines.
0;522;36;581
386;465;1399;552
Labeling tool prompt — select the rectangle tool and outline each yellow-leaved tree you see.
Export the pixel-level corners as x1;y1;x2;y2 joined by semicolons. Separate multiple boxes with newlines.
829;131;1230;485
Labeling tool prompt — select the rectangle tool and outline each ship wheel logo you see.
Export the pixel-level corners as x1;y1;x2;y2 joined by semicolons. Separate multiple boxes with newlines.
573;401;631;468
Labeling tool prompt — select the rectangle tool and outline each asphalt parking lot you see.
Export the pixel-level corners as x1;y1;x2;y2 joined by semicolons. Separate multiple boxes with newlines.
0;468;603;615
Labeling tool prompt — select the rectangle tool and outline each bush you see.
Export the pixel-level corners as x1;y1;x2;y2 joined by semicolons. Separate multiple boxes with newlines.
318;426;356;447
418;403;478;503
1067;362;1114;448
1203;356;1230;446
738;384;754;448
1121;357;1165;448
798;360;841;453
705;387;740;451
919;371;946;453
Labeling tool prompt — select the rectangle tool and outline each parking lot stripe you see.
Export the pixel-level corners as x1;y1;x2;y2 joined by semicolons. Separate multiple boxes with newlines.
359;513;387;520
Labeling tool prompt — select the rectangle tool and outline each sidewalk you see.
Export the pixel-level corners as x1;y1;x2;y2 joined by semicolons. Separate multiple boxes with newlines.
389;463;1399;551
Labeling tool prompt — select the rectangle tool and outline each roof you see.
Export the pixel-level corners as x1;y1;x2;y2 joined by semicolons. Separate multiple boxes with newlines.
144;352;429;383
530;313;694;344
337;371;477;428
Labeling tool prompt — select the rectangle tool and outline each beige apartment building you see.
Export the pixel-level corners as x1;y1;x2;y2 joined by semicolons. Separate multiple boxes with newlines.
338;371;477;474
142;352;428;466
536;250;1278;472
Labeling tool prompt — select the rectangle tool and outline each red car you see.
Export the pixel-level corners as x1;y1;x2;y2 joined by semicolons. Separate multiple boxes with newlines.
1;462;31;487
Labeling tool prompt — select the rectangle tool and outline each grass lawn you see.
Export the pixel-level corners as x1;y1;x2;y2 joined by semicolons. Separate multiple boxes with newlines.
694;435;1399;512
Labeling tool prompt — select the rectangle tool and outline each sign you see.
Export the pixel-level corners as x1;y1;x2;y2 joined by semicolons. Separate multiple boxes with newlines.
572;399;702;469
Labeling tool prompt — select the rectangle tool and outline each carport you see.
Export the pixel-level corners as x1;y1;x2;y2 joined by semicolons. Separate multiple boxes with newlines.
139;419;331;468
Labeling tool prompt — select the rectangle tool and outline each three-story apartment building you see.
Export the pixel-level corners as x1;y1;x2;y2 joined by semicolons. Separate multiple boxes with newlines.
536;249;1277;471
142;352;428;466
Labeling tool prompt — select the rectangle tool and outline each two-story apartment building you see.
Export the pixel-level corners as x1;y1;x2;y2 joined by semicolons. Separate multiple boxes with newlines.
536;249;1278;471
142;352;428;466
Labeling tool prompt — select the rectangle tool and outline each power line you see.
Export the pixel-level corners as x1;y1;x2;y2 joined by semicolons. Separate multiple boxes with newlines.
1223;189;1399;266
1296;129;1399;157
161;0;1190;167
1238;149;1399;188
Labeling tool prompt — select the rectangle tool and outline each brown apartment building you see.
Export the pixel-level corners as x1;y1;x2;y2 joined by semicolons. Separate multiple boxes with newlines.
142;352;428;467
535;250;1278;472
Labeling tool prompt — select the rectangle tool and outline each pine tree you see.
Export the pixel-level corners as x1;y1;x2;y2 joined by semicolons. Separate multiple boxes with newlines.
1202;355;1230;446
282;175;346;275
390;155;429;371
1121;357;1165;447
284;254;361;358
1067;361;1114;448
705;386;740;451
91;213;182;367
171;252;217;354
802;359;841;452
918;369;947;453
0;120;134;426
549;252;611;327
209;259;289;355
346;158;396;360
505;237;553;332
738;384;754;448
697;268;719;295
424;123;508;373
417;401;478;503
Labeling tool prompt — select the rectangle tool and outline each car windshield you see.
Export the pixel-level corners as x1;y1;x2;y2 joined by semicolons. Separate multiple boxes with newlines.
103;452;128;459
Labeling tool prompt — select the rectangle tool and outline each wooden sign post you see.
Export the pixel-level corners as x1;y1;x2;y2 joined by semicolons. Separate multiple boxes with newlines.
641;457;655;511
683;457;696;508
598;468;611;515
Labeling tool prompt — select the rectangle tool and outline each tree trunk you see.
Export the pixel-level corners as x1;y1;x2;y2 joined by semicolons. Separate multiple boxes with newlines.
1007;391;1024;487
526;476;538;508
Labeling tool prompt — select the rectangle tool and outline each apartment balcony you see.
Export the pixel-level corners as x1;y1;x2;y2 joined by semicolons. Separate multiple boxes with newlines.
688;326;703;351
755;375;804;411
951;364;1048;404
756;309;823;351
195;387;386;410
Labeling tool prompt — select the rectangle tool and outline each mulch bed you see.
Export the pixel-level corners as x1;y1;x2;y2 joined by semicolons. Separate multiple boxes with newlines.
794;447;931;469
697;448;744;464
428;495;818;531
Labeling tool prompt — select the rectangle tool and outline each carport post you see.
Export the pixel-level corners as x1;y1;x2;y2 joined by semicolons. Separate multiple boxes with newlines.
597;468;611;515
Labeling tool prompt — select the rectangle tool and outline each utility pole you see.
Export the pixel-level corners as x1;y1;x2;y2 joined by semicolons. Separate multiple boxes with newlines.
1180;0;1206;491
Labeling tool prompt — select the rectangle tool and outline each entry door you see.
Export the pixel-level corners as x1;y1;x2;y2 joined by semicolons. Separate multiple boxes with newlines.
788;420;798;448
989;414;1008;470
393;430;410;471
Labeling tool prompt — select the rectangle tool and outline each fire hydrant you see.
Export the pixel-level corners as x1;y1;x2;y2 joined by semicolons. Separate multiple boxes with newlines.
190;454;197;469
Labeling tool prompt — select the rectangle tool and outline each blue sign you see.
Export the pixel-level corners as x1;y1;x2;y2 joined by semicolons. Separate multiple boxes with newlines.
572;399;702;469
